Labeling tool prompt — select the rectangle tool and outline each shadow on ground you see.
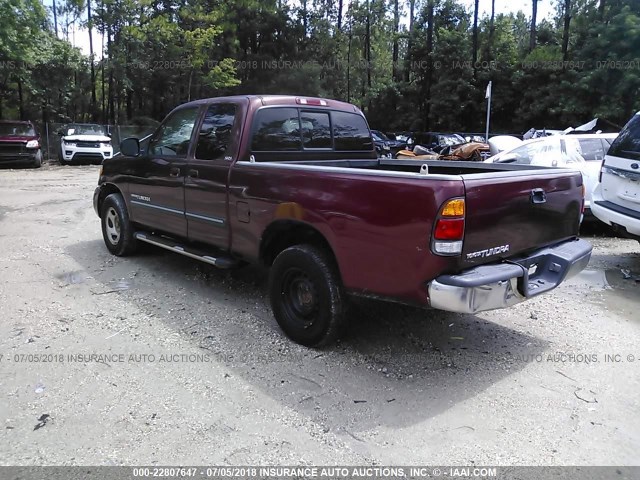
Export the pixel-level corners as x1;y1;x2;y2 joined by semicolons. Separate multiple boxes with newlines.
66;239;548;432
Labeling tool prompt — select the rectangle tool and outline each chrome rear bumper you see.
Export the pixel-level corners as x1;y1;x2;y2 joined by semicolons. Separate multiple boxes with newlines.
428;238;592;314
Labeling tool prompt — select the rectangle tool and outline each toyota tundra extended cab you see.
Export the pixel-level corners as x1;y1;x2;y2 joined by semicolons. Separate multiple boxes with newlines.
93;95;592;346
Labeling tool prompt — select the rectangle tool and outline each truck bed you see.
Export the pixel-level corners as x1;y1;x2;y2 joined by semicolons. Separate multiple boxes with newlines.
230;157;584;304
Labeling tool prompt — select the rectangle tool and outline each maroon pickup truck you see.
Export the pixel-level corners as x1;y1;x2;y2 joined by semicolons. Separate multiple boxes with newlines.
93;95;592;346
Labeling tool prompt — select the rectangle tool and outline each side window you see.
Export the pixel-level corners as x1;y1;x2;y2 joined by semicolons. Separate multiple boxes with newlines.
251;108;301;151
195;104;237;160
301;111;332;149
332;111;373;151
608;115;640;159
576;138;605;161
149;107;199;157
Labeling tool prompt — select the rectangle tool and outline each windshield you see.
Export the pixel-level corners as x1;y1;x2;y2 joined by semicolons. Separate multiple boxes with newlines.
66;124;107;136
371;132;385;142
0;123;36;136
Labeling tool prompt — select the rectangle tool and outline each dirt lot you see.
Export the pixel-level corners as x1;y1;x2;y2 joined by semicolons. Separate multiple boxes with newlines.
0;165;639;466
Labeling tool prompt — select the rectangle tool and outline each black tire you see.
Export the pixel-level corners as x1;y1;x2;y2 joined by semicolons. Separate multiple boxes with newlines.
100;193;138;256
269;244;346;347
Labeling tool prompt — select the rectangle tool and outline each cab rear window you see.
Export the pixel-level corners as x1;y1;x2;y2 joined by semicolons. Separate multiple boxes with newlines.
608;114;640;160
250;107;372;155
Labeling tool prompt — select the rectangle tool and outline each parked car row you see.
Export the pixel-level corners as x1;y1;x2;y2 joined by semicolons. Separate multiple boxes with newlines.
3;108;638;246
0;121;115;168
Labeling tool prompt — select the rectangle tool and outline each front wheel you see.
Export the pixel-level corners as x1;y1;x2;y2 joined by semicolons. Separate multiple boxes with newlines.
31;151;42;168
100;193;138;256
269;244;346;347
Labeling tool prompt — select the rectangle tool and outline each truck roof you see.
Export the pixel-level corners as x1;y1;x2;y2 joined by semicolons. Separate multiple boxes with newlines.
178;95;361;113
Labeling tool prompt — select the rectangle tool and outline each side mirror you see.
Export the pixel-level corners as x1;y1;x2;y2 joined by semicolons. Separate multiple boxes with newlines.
120;137;140;157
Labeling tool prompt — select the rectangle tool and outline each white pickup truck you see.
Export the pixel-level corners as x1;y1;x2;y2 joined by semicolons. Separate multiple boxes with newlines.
592;112;640;241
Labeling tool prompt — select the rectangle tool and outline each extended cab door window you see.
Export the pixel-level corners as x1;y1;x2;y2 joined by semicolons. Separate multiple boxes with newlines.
251;108;302;152
195;104;237;160
148;107;199;157
331;111;373;152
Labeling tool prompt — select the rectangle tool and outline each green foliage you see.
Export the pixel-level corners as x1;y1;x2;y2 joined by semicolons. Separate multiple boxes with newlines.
1;0;638;134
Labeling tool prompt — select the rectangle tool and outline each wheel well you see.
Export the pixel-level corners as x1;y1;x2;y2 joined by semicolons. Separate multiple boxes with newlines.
97;184;123;215
260;221;338;268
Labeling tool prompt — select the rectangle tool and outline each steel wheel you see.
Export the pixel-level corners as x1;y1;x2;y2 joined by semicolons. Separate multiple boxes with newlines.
269;244;346;347
281;268;319;327
104;207;121;245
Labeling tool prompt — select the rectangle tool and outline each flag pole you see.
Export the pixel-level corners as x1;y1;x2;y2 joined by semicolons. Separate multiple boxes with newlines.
485;81;492;142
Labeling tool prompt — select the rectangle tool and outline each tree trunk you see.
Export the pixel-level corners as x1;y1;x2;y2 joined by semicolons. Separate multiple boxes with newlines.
337;0;343;31
107;29;115;124
425;0;435;130
101;3;105;124
489;0;496;57
598;0;606;21
392;0;399;81
472;0;479;74
365;0;371;90
17;76;24;120
562;0;572;61
404;0;416;82
302;0;308;35
346;24;352;102
530;0;538;51
52;0;58;36
87;0;97;121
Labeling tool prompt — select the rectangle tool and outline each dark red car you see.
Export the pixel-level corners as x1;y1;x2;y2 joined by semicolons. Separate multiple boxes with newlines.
93;95;592;346
0;120;43;168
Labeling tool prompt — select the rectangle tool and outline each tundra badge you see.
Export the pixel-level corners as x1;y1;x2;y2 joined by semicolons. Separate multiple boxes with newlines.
466;245;510;260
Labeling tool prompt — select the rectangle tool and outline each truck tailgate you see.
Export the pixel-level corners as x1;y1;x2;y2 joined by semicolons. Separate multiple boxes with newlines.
461;169;583;266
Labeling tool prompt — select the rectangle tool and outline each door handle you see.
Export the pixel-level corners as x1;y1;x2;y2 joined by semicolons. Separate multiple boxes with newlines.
169;167;180;177
187;169;199;178
530;188;547;204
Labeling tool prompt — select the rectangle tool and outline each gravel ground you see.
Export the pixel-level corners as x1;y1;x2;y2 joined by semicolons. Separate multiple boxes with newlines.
0;164;639;466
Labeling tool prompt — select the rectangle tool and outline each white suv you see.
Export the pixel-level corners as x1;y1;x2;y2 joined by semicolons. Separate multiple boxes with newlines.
592;113;640;241
58;124;113;165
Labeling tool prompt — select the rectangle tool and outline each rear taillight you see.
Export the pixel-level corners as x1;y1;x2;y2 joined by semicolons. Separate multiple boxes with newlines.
599;159;605;183
432;198;465;256
581;184;586;214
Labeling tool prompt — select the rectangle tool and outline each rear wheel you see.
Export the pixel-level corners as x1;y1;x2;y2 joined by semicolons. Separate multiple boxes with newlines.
269;244;346;347
100;193;138;256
